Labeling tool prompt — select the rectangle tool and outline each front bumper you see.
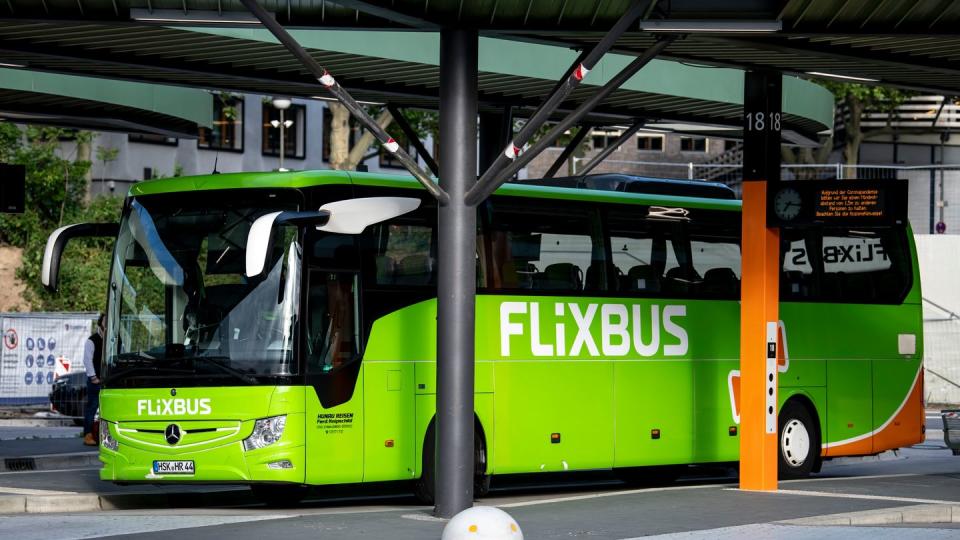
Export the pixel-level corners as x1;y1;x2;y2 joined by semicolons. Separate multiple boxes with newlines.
99;413;306;484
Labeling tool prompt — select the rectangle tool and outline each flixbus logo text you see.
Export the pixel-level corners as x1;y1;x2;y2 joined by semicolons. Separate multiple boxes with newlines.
136;398;212;416
499;301;688;358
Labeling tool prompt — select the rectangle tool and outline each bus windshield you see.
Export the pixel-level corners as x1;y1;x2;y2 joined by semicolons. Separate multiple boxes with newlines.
104;192;301;387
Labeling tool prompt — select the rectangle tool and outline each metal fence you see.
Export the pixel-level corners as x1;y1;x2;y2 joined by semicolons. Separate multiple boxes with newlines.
924;298;960;406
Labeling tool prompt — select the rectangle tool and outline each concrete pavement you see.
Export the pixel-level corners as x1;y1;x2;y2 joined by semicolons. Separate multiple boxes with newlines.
0;416;956;538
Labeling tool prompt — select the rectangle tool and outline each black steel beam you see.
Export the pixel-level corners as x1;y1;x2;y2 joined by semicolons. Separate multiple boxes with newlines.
435;26;478;519
386;104;440;178
465;35;675;206
476;0;645;192
239;0;447;203
326;0;439;29
574;121;645;177
543;124;592;178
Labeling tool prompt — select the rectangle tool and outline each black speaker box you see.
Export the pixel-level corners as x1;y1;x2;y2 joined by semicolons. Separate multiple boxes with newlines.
0;164;25;214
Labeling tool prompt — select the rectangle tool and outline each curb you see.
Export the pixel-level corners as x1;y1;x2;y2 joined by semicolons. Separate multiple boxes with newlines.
0;451;99;472
779;503;960;526
0;488;253;514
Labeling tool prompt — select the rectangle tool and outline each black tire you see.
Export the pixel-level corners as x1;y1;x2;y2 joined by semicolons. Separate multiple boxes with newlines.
413;424;436;504
473;431;490;499
778;401;819;479
250;484;309;507
414;423;489;504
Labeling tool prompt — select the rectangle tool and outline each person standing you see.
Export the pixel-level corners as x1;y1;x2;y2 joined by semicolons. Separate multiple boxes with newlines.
81;315;105;446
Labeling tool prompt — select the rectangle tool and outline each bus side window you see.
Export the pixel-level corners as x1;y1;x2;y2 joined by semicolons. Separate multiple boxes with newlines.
365;222;435;287
688;216;741;299
481;200;605;293
819;227;910;304
306;234;361;374
607;209;682;295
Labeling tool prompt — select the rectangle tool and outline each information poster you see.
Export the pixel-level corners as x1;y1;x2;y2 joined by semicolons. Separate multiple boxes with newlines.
0;314;94;405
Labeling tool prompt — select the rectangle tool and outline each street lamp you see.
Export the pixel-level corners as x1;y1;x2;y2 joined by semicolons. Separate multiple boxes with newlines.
271;97;293;171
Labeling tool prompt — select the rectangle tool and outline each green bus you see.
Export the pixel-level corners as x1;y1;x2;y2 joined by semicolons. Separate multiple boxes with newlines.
43;170;924;502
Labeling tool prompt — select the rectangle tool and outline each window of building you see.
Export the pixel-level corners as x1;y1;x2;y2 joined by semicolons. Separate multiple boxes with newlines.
128;133;178;146
591;130;623;151
198;94;243;152
379;140;416;169
481;201;605;292
637;135;664;152
262;103;306;158
680;137;707;152
724;140;739;152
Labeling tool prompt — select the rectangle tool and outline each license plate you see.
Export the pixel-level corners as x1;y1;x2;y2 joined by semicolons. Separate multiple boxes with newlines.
153;460;195;475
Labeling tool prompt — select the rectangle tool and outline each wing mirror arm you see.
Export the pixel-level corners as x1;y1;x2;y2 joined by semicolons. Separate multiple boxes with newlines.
244;197;421;278
42;223;120;292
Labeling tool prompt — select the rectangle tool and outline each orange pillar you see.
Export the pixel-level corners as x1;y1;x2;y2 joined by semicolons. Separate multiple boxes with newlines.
739;180;779;491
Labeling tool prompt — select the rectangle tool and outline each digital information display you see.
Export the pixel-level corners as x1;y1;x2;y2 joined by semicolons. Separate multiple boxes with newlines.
767;179;908;228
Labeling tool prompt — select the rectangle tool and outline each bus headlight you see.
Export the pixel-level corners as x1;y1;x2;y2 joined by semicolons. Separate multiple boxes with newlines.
243;415;286;451
100;422;118;451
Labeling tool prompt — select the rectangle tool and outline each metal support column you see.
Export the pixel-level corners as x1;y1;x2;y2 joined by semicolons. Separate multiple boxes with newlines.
739;70;782;492
435;26;479;519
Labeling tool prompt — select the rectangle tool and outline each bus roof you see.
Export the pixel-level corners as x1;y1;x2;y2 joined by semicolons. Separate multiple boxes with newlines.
129;169;743;212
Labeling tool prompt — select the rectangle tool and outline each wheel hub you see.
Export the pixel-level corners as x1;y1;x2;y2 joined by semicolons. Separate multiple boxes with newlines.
781;418;810;467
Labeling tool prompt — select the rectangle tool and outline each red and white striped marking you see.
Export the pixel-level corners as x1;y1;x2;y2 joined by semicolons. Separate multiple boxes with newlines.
319;71;336;87
503;144;521;159
573;63;590;81
383;138;400;153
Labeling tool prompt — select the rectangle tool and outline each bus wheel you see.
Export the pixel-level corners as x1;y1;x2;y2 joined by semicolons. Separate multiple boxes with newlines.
473;431;490;499
778;401;819;479
250;484;308;506
413;424;489;504
413;427;436;505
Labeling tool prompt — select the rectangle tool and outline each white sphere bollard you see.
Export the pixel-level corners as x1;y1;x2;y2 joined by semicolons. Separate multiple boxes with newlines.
441;506;523;540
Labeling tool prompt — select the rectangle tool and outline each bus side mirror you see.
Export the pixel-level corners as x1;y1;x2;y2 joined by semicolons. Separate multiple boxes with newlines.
42;223;120;292
245;197;421;279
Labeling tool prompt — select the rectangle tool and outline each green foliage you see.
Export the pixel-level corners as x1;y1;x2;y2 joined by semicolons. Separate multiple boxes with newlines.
0;122;123;312
16;195;123;312
95;145;120;166
819;81;912;114
0;125;90;246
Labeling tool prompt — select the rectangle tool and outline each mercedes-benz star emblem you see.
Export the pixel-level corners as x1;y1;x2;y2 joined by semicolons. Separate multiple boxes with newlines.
164;424;182;445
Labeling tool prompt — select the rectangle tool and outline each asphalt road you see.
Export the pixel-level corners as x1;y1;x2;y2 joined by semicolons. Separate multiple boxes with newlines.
0;423;957;539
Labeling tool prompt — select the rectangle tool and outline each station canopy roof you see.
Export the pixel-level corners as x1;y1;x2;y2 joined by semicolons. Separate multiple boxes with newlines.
0;2;838;141
0;67;211;137
2;1;953;96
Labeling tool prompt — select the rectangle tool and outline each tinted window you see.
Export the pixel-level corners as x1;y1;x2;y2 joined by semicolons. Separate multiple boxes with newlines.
780;227;911;304
607;207;739;299
481;200;605;292
362;210;436;288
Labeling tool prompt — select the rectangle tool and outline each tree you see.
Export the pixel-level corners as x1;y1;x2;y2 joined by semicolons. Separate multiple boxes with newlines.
0;122;122;312
784;81;910;176
326;103;438;171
